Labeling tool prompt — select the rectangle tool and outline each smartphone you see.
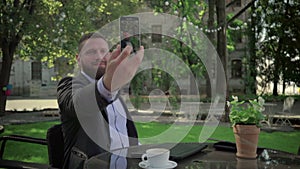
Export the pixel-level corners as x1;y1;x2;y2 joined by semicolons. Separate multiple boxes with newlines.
120;16;140;53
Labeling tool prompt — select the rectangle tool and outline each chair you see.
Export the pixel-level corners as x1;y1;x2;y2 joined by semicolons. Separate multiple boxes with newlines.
274;97;295;126
47;124;64;168
0;124;64;169
0;135;50;169
282;97;295;114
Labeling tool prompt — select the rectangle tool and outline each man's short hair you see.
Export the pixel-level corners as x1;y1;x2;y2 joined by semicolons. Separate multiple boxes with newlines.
78;32;106;53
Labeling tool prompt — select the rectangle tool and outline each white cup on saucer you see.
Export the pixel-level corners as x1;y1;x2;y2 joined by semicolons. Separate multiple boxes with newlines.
141;148;170;168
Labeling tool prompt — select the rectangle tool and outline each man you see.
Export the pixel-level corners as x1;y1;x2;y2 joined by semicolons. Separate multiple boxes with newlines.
57;32;144;169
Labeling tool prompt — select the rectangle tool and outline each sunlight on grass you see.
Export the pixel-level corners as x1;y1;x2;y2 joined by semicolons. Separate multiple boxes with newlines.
28;128;47;134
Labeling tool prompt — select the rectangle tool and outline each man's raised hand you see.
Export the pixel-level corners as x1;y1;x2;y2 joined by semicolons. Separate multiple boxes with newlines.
103;45;144;92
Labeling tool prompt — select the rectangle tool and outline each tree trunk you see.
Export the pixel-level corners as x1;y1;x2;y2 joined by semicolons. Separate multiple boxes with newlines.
216;0;229;122
282;79;286;95
208;0;215;42
273;62;279;96
247;3;258;95
205;0;215;98
272;38;283;96
0;46;14;116
273;78;279;96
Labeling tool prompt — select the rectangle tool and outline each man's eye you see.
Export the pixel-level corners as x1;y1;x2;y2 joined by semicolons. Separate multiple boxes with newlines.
85;50;97;56
100;49;108;54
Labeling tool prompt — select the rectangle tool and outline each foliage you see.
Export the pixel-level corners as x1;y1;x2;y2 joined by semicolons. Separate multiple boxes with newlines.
254;0;300;94
145;0;208;94
0;0;144;77
228;95;266;127
0;0;144;114
18;0;145;74
130;71;147;109
226;13;244;52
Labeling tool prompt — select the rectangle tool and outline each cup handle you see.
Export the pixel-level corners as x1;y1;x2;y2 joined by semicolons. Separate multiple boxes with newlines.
141;154;147;161
141;154;150;168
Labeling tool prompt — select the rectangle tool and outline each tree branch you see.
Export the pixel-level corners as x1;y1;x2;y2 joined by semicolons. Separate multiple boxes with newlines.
227;0;255;26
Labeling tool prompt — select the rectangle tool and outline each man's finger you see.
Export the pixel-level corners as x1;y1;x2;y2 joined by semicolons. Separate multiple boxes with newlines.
136;46;144;61
115;45;132;64
109;45;121;61
128;46;144;63
125;46;144;70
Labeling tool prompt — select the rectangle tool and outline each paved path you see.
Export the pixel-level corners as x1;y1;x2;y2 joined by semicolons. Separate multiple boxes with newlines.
6;98;58;111
2;98;299;128
2;98;226;126
6;98;300;114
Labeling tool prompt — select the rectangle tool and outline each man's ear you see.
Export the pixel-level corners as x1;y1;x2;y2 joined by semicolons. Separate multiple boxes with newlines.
76;54;82;69
76;54;80;64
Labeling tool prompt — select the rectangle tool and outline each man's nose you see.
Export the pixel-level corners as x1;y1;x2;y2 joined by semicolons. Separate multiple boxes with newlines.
94;51;107;60
102;52;111;60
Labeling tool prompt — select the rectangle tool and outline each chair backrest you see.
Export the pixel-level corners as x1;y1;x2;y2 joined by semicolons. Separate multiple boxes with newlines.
47;124;64;168
283;97;295;113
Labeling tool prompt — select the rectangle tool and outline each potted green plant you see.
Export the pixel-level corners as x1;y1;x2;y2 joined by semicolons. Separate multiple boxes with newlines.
228;96;266;159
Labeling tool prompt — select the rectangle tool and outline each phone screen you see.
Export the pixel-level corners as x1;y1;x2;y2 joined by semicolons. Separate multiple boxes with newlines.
120;16;140;53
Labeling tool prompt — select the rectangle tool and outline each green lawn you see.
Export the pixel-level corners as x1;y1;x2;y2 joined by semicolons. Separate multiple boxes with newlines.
136;122;300;154
1;121;300;164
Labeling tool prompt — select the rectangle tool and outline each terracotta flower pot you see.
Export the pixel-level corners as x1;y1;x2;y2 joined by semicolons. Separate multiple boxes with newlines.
233;125;260;159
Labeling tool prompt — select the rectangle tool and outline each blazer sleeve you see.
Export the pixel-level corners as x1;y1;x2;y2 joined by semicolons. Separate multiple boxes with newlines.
57;76;111;118
57;77;76;118
57;76;112;156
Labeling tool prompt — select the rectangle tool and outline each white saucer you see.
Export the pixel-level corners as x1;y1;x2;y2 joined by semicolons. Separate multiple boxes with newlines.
138;160;177;169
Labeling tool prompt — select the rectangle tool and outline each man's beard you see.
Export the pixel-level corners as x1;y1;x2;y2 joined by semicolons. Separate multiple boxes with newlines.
95;66;105;80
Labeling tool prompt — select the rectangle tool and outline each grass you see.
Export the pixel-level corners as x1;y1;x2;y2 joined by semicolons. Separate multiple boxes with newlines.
136;122;300;154
1;121;300;164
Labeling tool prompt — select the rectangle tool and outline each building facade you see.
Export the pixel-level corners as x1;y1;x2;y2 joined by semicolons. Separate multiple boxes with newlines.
1;60;57;97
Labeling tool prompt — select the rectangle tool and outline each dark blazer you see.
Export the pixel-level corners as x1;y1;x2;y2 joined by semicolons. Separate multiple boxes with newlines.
57;73;138;169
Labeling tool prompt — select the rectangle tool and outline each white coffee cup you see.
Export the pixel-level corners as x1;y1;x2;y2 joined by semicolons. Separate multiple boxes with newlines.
141;148;170;168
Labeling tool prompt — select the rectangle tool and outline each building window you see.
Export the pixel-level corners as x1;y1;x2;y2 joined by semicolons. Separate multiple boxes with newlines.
236;31;243;43
152;25;162;43
231;59;242;78
31;62;42;80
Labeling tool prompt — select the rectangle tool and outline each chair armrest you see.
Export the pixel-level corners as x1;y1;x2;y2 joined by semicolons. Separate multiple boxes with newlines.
0;135;47;159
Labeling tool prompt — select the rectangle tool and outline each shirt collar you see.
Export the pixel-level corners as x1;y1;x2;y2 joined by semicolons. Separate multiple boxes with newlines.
81;71;96;83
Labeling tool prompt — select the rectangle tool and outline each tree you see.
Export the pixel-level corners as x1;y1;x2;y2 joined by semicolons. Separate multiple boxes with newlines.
255;0;300;95
144;0;233;121
246;2;259;95
0;0;43;116
0;0;143;115
205;0;215;98
145;0;220;97
0;0;98;115
215;0;228;121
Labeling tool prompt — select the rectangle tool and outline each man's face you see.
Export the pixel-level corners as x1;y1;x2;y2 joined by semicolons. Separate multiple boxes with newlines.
77;38;110;79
